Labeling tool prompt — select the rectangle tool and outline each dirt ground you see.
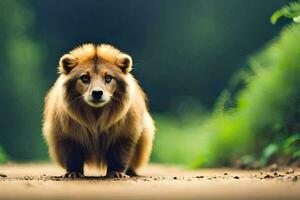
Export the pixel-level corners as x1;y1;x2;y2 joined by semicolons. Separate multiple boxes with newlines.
0;163;299;200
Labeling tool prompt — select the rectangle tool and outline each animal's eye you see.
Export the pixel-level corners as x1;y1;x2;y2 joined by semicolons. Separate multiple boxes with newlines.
80;75;90;84
104;75;112;83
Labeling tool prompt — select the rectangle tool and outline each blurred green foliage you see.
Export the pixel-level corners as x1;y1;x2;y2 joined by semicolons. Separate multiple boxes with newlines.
151;113;207;165
192;20;300;167
0;0;48;160
153;2;300;167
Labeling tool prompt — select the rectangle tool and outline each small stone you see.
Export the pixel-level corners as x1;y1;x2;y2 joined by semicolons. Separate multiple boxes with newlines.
286;168;294;174
196;175;204;178
233;176;240;179
264;174;273;179
224;172;228;175
173;176;178;180
270;163;278;171
274;173;284;177
0;174;7;178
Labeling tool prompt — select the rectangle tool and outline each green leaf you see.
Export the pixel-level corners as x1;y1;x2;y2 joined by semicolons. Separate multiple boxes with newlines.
260;144;279;166
271;2;300;24
282;134;300;155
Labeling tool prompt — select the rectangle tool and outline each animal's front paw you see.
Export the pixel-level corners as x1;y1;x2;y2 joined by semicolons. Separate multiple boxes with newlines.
106;171;129;178
63;172;84;178
126;168;138;177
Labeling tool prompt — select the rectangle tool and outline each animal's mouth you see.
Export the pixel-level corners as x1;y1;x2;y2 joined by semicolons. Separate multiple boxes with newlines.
83;94;110;108
91;99;105;103
86;99;108;108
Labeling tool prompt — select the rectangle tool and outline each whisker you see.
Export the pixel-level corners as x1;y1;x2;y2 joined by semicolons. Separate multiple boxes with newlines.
110;95;121;103
67;95;83;107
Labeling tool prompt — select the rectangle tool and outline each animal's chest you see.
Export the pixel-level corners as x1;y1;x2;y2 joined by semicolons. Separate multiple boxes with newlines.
67;124;116;164
62;114;124;158
67;123;113;148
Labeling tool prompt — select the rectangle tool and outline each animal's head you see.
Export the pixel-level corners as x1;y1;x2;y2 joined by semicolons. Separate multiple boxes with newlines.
59;44;132;108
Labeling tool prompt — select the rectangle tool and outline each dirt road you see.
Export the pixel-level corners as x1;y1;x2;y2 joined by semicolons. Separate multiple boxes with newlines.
0;163;299;200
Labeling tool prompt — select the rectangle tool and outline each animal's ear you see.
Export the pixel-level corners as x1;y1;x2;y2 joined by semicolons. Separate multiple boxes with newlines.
59;54;78;74
115;54;132;73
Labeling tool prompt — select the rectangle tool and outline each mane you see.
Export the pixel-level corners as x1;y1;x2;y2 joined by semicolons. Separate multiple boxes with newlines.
69;43;124;65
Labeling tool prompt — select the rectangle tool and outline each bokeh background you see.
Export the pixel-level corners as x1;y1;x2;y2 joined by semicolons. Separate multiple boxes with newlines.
1;0;300;168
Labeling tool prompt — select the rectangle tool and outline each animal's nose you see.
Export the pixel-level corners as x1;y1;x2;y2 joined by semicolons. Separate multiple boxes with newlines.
91;90;103;100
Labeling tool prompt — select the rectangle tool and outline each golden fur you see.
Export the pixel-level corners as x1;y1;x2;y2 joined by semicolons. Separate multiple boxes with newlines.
43;44;155;177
